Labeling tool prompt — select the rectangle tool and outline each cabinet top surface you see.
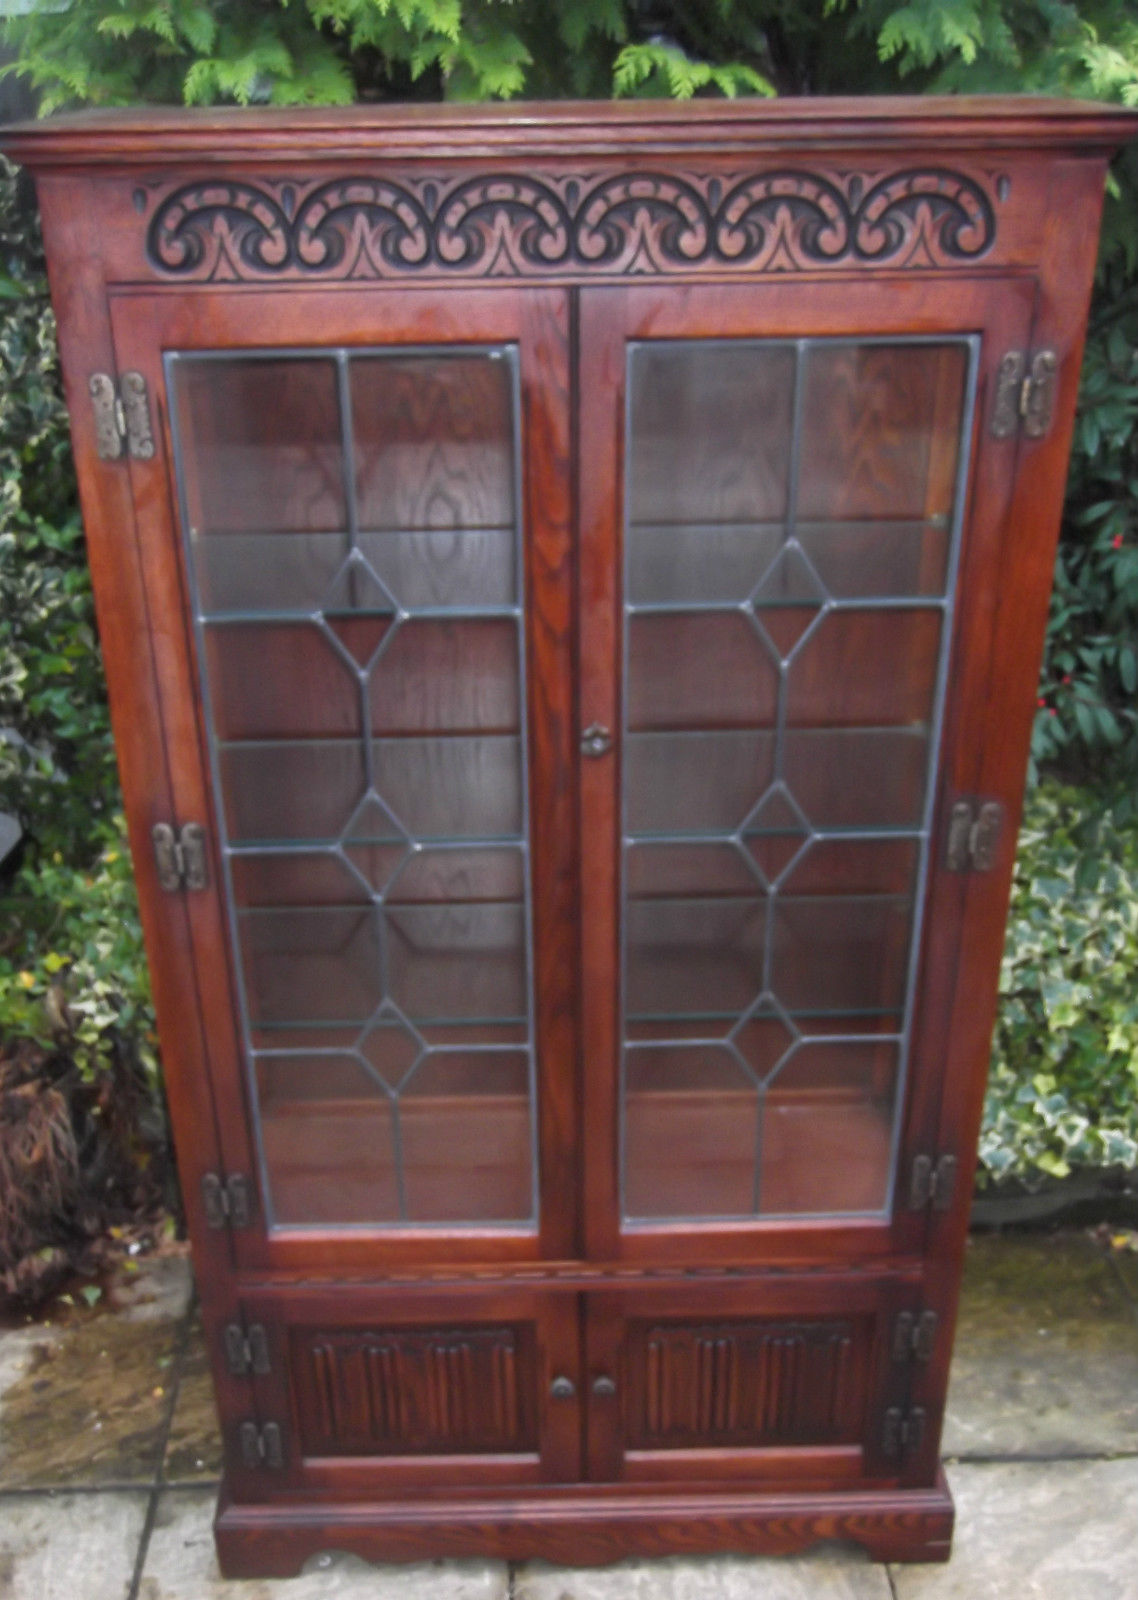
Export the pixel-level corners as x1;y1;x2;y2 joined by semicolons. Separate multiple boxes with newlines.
4;94;1137;170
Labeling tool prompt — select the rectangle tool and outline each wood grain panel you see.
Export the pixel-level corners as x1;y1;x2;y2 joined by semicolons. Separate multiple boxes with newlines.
633;1318;860;1447
172;354;345;534
798;343;966;522
293;1323;536;1455
627;342;794;525
352;353;514;531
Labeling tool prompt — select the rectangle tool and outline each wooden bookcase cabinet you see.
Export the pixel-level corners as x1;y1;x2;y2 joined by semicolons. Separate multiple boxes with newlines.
6;97;1136;1575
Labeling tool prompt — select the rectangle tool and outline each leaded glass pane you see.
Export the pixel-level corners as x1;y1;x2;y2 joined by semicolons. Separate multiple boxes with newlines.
621;336;973;1222
168;346;536;1230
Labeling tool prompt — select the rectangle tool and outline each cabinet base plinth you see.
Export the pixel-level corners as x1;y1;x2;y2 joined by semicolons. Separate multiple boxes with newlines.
214;1471;954;1576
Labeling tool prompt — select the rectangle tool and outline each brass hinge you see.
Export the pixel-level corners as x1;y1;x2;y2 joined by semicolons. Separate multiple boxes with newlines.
882;1404;927;1460
224;1321;271;1378
892;1309;939;1364
88;371;155;461
945;798;1003;873
201;1172;253;1231
238;1420;284;1470
908;1153;958;1214
152;822;208;892
991;348;1057;439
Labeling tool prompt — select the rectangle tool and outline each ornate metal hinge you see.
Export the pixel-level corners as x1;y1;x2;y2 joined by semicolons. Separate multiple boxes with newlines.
201;1172;253;1230
892;1309;939;1365
88;371;155;461
945;799;1003;873
238;1420;284;1470
224;1321;271;1377
908;1153;958;1213
882;1404;927;1460
152;822;208;892
991;348;1057;439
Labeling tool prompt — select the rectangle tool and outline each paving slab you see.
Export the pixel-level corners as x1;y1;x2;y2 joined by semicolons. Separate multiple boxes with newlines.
163;1311;223;1483
138;1487;510;1599
0;1254;191;1489
892;1457;1138;1598
942;1230;1138;1459
0;1489;148;1600
515;1551;891;1599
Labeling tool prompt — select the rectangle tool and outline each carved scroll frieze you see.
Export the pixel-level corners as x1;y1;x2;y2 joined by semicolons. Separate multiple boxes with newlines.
141;165;997;282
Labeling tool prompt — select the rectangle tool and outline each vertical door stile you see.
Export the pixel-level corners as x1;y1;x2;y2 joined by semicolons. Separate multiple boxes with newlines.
111;296;259;1240
520;291;580;1261
577;292;628;1261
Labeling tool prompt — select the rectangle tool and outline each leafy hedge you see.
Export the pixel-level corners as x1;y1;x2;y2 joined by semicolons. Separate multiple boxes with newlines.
1031;237;1138;786
0;163;162;1299
0;164;155;1106
983;786;1138;1183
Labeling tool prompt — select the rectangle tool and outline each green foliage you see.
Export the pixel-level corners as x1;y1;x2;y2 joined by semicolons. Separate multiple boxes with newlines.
1;1;838;108
0;167;116;864
829;0;1138;97
1030;220;1138;787
0;816;155;1078
612;42;772;100
0;160;154;1090
983;785;1138;1183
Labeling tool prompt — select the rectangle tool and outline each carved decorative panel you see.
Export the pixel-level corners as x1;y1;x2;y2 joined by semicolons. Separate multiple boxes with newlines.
629;1318;863;1448
140;167;997;283
292;1324;536;1456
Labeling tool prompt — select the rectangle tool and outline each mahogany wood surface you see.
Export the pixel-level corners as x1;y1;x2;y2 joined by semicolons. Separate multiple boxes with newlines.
4;96;1136;166
6;99;1135;1573
212;1472;956;1573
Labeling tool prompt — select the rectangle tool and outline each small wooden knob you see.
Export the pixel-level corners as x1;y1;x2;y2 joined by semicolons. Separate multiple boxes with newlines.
580;723;613;757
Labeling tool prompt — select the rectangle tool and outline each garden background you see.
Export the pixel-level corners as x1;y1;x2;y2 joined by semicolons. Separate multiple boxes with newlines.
1;0;1136;1300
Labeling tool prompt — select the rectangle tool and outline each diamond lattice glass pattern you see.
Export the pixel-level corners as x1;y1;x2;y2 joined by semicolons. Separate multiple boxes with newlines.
169;346;535;1229
622;336;972;1223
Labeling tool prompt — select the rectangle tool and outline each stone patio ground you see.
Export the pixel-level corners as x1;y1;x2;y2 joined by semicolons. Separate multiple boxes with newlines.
1;1229;1137;1599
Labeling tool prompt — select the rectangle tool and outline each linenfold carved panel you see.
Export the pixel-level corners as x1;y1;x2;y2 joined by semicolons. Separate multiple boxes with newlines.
294;1324;536;1456
631;1318;862;1448
141;167;997;282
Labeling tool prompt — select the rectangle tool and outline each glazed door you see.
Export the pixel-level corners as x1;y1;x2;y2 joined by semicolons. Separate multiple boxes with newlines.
578;277;1036;1263
108;288;577;1272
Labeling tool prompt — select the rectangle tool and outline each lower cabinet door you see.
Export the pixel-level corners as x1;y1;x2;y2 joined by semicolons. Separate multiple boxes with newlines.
229;1285;582;1495
584;1276;918;1487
